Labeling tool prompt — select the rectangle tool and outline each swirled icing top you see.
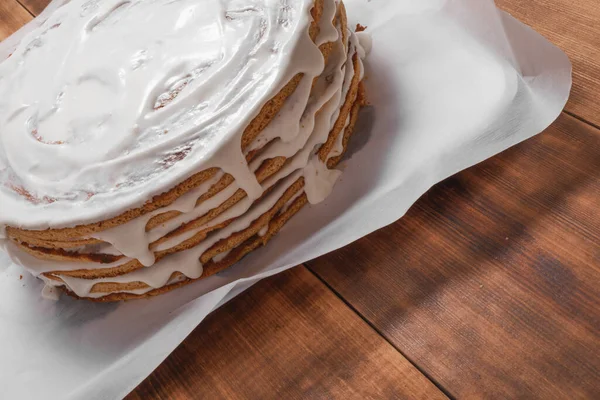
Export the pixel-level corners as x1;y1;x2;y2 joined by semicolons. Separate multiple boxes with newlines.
0;0;319;232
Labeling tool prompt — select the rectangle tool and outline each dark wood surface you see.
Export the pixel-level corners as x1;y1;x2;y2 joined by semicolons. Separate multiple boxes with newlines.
307;112;600;399
2;1;599;399
15;0;46;16
129;267;446;400
0;0;31;40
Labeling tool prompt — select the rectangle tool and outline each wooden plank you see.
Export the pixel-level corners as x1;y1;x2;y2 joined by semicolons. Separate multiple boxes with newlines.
17;0;47;17
0;1;32;41
497;0;600;126
308;113;600;399
127;267;447;400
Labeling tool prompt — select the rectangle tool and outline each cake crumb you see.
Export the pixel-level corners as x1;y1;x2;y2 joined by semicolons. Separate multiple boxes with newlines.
356;24;367;32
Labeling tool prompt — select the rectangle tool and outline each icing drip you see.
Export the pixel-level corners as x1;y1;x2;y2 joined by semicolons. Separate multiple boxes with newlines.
257;225;269;237
281;189;305;213
303;158;342;204
329;114;351;159
4;240;131;276
213;249;232;262
245;0;339;151
89;170;224;266
41;284;61;301
356;31;373;57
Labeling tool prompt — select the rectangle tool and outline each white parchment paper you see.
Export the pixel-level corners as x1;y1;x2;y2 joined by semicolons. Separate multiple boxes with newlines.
0;0;571;398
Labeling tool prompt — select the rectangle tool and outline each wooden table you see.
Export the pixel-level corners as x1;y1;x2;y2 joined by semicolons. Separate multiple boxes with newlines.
2;1;599;398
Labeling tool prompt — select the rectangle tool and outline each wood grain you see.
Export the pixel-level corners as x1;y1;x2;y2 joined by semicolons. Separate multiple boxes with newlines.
308;113;600;399
127;267;447;400
496;0;600;127
16;0;47;17
0;1;32;41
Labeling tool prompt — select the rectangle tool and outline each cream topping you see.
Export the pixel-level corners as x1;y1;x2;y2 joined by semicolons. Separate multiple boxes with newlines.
0;0;323;232
41;284;61;301
213;249;232;262
329;114;351;159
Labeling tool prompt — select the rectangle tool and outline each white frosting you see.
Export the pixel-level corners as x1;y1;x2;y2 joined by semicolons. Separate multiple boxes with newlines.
0;0;324;232
303;158;342;204
2;0;369;299
41;284;61;301
212;249;232;263
280;188;305;213
41;274;166;299
356;31;372;57
257;225;269;237
4;240;132;276
329;114;351;159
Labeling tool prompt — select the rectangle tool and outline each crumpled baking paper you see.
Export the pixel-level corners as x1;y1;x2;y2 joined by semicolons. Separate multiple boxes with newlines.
0;0;571;398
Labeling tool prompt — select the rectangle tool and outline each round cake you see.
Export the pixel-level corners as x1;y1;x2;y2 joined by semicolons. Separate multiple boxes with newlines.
0;0;369;301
